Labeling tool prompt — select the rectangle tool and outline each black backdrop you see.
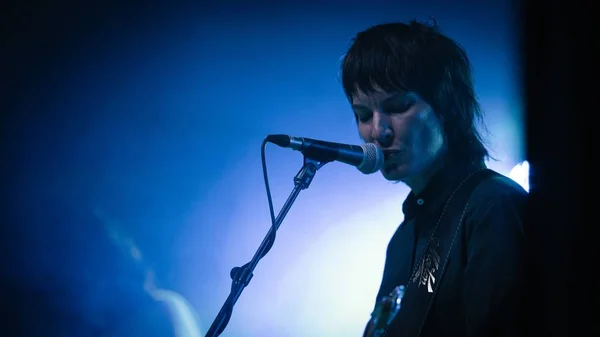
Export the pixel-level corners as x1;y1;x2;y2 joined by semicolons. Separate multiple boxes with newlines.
2;0;585;335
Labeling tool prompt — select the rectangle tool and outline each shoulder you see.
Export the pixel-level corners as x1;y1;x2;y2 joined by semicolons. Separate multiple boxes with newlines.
469;170;528;210
463;170;528;240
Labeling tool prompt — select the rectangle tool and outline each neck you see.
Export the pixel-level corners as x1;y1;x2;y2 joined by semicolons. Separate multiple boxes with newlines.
402;155;447;195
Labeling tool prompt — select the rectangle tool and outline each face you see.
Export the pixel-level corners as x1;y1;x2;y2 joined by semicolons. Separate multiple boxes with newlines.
352;89;446;182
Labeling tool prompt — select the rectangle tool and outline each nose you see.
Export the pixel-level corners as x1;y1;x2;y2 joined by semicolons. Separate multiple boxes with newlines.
371;112;394;148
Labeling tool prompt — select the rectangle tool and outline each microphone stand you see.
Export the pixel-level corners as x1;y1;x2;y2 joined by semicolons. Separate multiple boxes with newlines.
205;156;328;337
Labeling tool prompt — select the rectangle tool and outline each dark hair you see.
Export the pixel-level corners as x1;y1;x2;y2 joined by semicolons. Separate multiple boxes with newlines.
340;20;490;164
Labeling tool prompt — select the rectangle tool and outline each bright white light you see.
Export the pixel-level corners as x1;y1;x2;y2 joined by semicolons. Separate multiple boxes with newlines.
216;166;407;337
94;206;205;337
508;160;530;192
269;198;402;336
148;288;204;337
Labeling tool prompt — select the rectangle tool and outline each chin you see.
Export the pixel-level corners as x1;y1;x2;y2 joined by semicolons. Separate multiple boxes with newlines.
381;165;409;181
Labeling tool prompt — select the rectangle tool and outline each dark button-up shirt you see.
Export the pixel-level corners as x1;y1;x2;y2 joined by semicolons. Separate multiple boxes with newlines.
375;161;528;337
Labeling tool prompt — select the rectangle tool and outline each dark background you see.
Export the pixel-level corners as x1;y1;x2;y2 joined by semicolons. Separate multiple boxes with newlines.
2;0;583;336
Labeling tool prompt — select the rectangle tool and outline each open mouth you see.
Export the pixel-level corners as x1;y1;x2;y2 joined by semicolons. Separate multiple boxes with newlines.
382;150;402;170
383;149;402;161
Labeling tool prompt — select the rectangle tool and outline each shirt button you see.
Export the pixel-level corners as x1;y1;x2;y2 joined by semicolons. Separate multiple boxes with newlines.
417;199;425;205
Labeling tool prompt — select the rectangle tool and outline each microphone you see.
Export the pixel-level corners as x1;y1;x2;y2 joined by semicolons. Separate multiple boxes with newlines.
266;134;384;174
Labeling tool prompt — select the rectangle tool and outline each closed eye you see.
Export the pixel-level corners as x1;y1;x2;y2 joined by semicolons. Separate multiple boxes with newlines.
356;113;372;123
353;107;372;123
384;103;413;114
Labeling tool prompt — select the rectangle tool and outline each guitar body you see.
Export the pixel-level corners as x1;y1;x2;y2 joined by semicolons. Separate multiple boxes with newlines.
363;285;406;337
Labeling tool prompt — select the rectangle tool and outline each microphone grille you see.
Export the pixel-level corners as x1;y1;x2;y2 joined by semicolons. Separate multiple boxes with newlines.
357;143;384;174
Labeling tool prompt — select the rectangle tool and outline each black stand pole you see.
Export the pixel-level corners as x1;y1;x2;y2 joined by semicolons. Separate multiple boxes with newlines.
205;157;327;337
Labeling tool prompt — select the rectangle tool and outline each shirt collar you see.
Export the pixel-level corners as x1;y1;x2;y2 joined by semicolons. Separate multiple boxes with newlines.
402;160;485;220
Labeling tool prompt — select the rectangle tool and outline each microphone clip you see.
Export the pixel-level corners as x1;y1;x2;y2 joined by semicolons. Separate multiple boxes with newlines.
294;156;327;189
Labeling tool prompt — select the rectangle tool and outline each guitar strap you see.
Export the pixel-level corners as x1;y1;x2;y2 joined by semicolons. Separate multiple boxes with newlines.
388;168;500;337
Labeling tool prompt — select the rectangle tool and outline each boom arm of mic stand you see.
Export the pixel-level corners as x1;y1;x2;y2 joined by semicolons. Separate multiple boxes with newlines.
205;157;328;337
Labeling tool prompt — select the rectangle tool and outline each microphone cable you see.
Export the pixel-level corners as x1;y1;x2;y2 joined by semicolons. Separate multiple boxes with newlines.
209;138;279;337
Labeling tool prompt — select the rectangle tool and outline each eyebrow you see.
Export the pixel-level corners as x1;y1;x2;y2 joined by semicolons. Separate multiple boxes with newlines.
351;93;411;111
